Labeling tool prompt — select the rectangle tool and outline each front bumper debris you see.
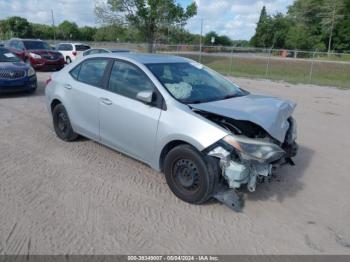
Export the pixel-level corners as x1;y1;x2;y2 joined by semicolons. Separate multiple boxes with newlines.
213;186;244;212
208;140;298;211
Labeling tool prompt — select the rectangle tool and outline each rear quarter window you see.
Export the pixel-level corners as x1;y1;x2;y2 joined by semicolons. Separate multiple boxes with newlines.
74;59;109;87
70;64;81;80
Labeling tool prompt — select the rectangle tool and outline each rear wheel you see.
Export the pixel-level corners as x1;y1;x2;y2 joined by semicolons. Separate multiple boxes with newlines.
164;145;219;204
66;57;72;64
52;104;78;141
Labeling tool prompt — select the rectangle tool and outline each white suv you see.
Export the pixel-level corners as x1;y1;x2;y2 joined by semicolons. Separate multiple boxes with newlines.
56;43;90;64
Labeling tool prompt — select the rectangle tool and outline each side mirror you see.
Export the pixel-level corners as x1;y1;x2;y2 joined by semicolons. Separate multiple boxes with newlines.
136;90;154;104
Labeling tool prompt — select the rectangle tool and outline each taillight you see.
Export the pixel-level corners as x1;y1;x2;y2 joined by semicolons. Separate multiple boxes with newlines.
72;51;77;56
46;76;52;86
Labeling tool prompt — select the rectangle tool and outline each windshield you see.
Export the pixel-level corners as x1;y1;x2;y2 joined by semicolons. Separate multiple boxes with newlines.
23;41;51;50
0;49;20;62
147;62;245;103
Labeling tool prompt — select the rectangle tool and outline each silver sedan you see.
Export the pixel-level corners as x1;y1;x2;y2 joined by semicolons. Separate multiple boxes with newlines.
45;53;298;211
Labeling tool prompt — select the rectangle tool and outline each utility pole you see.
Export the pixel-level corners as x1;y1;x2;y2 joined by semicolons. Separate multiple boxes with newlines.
51;10;56;44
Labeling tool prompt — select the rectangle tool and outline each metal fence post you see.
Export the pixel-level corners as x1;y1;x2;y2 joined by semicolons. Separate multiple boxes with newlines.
309;50;317;84
229;47;234;76
265;49;272;78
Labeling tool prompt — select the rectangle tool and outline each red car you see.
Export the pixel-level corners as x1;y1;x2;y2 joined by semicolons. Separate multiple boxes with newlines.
6;39;65;71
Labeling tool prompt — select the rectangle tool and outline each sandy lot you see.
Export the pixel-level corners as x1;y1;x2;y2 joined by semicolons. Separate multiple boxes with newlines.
0;72;350;255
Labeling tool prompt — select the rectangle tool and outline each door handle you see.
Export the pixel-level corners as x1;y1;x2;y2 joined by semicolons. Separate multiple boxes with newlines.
64;84;72;90
100;97;113;105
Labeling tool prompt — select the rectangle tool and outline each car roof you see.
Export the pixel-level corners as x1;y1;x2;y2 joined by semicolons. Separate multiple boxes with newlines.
109;49;130;53
95;52;190;64
58;43;85;45
12;38;43;42
0;47;10;52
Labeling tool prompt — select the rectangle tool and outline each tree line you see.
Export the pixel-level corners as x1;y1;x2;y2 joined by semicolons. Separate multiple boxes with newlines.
1;0;349;52
0;15;245;47
251;0;350;52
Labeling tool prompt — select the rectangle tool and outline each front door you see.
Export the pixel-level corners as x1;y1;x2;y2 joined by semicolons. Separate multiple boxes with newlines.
99;60;162;164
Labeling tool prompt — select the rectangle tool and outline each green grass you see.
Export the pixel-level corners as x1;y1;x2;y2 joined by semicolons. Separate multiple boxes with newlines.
177;54;350;89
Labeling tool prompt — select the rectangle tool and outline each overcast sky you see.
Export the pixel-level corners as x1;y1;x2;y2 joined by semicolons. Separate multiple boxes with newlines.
0;0;294;40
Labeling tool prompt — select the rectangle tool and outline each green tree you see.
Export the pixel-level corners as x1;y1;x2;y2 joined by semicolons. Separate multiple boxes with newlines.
5;16;32;38
217;35;232;46
31;23;55;39
95;0;197;52
286;0;324;50
79;26;97;41
250;6;273;48
270;13;291;48
58;21;80;40
204;31;232;46
204;31;219;45
320;0;345;53
332;0;350;51
94;24;133;42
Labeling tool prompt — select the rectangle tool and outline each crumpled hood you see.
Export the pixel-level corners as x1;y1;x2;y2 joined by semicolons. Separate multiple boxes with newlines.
190;94;296;142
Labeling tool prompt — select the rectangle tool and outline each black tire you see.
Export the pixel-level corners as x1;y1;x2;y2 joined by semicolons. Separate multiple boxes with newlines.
27;88;36;94
66;57;72;64
164;144;219;204
52;104;78;141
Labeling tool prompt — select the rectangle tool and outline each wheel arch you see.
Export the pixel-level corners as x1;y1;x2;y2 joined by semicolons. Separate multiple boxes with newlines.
159;140;201;172
50;99;62;113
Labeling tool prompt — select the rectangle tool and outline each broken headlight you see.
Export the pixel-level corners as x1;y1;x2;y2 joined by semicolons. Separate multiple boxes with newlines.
222;135;285;162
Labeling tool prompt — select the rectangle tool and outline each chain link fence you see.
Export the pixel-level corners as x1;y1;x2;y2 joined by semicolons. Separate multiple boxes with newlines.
47;41;350;89
156;44;350;89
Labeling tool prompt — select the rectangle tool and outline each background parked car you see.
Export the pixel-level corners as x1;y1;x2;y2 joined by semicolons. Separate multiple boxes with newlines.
56;43;90;64
6;38;65;71
81;48;130;57
0;47;37;93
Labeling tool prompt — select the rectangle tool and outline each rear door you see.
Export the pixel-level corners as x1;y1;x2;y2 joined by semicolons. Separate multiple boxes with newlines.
63;58;111;140
99;60;162;164
57;44;73;61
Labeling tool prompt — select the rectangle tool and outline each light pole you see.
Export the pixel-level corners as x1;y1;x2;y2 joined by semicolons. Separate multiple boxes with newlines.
51;10;56;43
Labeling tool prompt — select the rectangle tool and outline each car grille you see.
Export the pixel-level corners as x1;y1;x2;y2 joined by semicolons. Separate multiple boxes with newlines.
42;53;60;60
0;70;26;80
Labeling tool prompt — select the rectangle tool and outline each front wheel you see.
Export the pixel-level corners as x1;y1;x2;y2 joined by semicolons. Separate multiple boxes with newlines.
164;145;219;204
52;104;78;141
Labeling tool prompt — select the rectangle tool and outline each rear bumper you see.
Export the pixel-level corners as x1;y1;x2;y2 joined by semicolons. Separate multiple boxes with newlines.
0;76;37;93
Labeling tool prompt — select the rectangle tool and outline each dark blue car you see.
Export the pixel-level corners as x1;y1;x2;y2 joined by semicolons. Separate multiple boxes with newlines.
0;47;37;94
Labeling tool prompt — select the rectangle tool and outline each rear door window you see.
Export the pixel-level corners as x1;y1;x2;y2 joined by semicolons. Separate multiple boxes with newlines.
76;59;109;87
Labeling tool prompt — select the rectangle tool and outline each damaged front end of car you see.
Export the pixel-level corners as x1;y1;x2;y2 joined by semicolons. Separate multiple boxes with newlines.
200;112;298;212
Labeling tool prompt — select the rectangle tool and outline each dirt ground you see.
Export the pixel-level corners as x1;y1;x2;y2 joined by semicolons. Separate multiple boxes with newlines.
0;72;349;255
